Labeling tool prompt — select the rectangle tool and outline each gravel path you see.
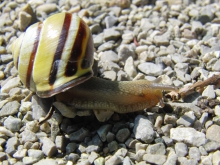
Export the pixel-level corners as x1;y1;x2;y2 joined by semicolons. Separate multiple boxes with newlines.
1;0;220;165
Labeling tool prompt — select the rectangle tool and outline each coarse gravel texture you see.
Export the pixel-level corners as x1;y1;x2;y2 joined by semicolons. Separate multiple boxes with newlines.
1;0;220;165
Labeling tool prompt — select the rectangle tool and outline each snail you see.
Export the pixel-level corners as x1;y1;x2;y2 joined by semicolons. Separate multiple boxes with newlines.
12;12;177;121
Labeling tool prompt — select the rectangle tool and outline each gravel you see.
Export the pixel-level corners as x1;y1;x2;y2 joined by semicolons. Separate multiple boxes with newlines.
1;0;220;164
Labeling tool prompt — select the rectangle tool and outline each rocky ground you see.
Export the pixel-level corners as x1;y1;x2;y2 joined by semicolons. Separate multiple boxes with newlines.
1;0;220;164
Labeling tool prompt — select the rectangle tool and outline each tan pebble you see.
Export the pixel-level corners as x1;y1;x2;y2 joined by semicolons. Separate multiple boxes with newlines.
0;71;5;80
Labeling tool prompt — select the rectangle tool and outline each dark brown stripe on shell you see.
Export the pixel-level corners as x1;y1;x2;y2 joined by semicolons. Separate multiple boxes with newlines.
81;32;93;69
26;22;43;88
49;13;72;85
65;19;87;76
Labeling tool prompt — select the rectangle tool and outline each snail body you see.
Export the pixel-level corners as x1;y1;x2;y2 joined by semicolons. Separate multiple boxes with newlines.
12;13;177;119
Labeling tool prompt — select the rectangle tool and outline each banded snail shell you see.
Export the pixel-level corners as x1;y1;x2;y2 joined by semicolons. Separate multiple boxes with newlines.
12;13;94;98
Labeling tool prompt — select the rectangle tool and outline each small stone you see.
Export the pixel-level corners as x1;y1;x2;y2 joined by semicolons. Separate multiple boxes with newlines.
199;112;209;125
19;101;32;114
97;124;112;142
55;135;64;151
94;157;105;165
4;116;21;132
28;149;44;160
118;44;136;63
5;137;20;155
103;28;121;41
115;148;127;157
86;145;99;153
67;153;79;163
69;128;90;142
66;143;77;154
164;114;177;125
138;62;163;76
97;42;114;52
202;85;216;99
0;101;20;117
108;141;118;152
203;141;220;152
88;152;99;164
36;3;58;15
212;150;220;165
206;125;220;143
116;128;130;143
133;115;155;143
0;126;14;137
1;77;21;93
40;137;57;157
105;155;123;165
105;15;117;28
22;157;38;164
106;132;115;143
0;152;6;161
146;143;166;155
162;136;173;147
154;33;170;46
53;102;76;118
34;158;58;165
22;130;38;143
189;147;200;162
124;57;137;78
13;149;27;159
175;142;188;157
19;11;32;31
26;120;39;133
163;153;177;165
123;156;134;165
143;154;167;165
100;50;119;63
176;111;196;127
170;127;206;147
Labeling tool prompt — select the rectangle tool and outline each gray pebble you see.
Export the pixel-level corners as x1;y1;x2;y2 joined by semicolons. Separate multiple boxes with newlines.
189;147;200;162
133;115;155;143
105;15;117;28
138;62;163;76
161;124;173;136
97;42;114;52
97;124;112;142
66;143;77;154
146;143;166;155
175;142;188;157
102;70;117;81
22;130;38;143
206;124;220;143
124;56;137;78
22;157;39;164
213;150;220;165
94;157;105;165
53;101;76;118
28;149;44;160
69;128;90;142
116;128;130;143
67;153;79;163
3;116;21;132
123;156;134;165
199;112;209;126
164;114;177;125
26;120;39;133
154;33;170;46
176;111;196;127
163;153;177;165
36;3;58;15
108;141;118;152
106;132;115;143
170;127;206;147
0;101;20;117
103;28;121;41
178;157;198;165
94;33;104;48
88;151;99;164
118;44;136;63
40;137;57;157
202;85;216;99
143;154;167;165
55;135;64;151
100;50;119;63
204;141;220;153
86;145;99;153
162;136;173;147
5;137;20;155
0;54;13;63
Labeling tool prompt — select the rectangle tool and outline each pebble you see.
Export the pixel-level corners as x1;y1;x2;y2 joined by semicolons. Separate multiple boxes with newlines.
206;124;220;143
146;143;166;155
203;141;220;152
0;126;14;137
133;115;155;143
0;101;20;117
3;116;21;132
13;149;27;159
67;153;79;163
108;141;118;152
124;56;137;78
97;124;112;142
103;28;121;41
189;147;200;162
40;137;57;157
53;101;76;118
66;143;77;154
116;128;130;143
5;137;19;155
21;130;38;143
212;150;220;165
143;154;167;165
36;3;58;15
202;85;216;99
28;149;44;161
175;142;188;157
69;128;90;142
138;62;163;76
176;111;196;127
170;127;206;147
1;77;21;93
118;44;136;63
34;158;58;165
105;155;123;165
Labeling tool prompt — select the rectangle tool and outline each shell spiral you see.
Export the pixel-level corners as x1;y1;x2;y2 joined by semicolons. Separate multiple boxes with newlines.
12;13;94;98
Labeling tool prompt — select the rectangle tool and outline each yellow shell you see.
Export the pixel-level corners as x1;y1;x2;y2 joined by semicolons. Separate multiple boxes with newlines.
12;13;94;98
